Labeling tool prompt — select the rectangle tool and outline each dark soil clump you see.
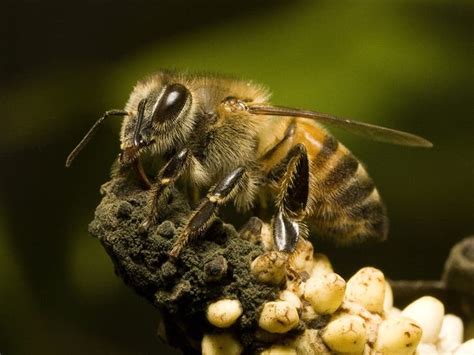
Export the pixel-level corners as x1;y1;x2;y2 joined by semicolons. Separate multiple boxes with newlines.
89;176;279;353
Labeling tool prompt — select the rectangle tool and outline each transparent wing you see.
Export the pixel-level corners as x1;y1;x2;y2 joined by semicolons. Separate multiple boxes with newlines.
248;105;433;148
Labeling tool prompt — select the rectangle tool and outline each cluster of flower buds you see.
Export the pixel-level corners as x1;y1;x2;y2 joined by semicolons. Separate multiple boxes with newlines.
201;222;473;354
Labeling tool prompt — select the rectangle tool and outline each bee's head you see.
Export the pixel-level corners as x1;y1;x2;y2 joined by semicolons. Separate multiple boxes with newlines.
120;81;194;165
65;74;195;168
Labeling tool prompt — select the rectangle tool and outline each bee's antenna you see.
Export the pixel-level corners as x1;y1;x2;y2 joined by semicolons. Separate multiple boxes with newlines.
65;109;128;167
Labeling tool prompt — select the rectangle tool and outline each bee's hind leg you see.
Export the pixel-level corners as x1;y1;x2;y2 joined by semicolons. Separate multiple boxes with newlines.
269;143;310;253
169;166;247;259
141;148;192;231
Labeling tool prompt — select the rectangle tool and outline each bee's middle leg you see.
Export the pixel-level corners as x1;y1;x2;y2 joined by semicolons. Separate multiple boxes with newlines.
169;166;247;258
269;143;310;253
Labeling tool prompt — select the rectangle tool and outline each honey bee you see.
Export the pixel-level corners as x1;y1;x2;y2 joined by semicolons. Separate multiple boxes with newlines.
66;70;432;258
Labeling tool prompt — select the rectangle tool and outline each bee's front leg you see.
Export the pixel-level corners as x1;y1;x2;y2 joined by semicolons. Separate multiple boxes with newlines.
169;166;247;259
133;158;152;189
269;143;310;253
141;148;192;230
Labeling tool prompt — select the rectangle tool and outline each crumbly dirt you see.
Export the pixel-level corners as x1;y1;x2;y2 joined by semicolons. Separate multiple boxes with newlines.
88;175;279;353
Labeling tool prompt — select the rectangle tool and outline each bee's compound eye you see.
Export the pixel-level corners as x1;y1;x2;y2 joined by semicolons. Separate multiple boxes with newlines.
153;83;189;123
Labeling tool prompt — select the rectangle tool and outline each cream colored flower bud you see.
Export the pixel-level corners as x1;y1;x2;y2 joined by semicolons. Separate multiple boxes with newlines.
304;272;345;314
260;222;274;251
279;290;302;310
311;253;333;278
260;345;297;355
300;302;318;323
454;339;474;355
251;251;287;285
402;296;444;343
437;314;464;353
202;333;243;355
337;300;382;344
416;343;438;355
291;329;330;355
259;301;299;334
345;267;386;314
289;238;313;273
383;281;393;313
388;307;402;317
322;314;367;353
206;299;243;328
374;316;422;354
286;277;305;297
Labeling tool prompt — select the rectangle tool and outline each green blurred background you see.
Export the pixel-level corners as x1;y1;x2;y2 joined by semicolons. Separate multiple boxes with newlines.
1;0;472;354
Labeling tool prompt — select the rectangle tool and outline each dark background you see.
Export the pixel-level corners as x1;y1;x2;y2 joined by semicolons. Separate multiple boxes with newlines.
1;0;472;354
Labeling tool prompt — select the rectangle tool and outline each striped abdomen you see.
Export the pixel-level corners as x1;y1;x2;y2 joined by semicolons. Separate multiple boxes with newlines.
305;130;388;244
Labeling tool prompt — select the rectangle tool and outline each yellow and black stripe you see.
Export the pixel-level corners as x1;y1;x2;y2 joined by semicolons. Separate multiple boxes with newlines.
308;131;388;244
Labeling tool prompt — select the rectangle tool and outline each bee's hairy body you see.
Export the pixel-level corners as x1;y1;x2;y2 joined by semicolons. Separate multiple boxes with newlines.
68;69;430;255
122;71;387;244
